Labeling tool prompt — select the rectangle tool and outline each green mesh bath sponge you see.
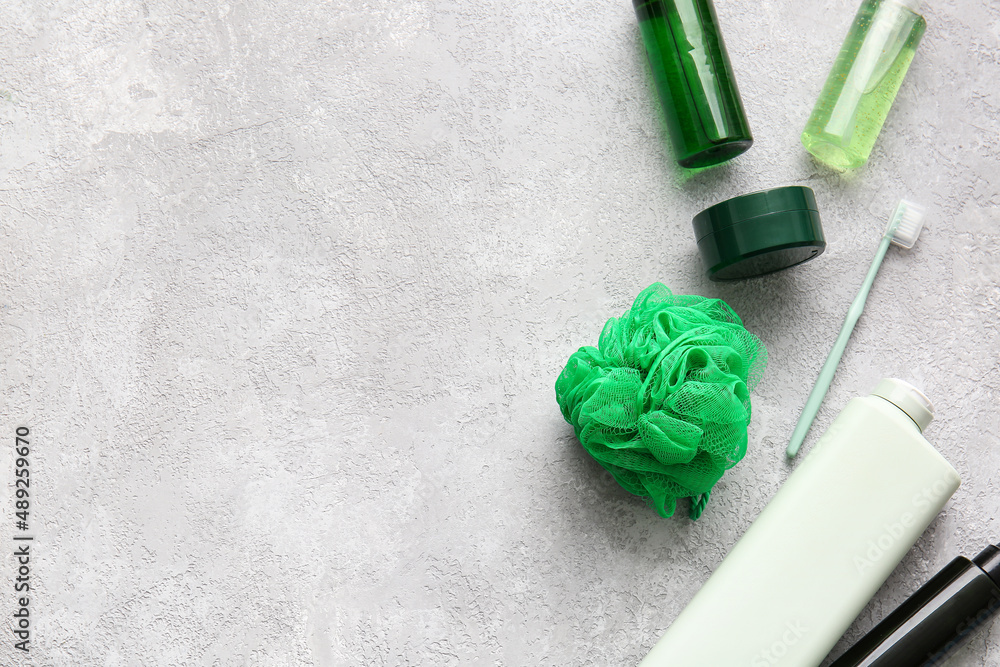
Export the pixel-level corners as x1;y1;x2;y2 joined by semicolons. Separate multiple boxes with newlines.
555;283;766;519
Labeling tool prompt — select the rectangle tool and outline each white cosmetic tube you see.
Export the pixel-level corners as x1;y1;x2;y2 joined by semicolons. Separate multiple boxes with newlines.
640;379;961;667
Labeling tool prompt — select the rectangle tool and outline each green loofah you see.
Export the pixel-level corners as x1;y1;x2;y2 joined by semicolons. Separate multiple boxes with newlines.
555;283;766;519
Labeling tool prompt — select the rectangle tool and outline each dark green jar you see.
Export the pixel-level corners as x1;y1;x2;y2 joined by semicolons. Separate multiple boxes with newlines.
633;0;753;168
692;186;826;281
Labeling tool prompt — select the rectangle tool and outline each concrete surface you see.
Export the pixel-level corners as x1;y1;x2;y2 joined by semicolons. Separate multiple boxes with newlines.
1;0;999;664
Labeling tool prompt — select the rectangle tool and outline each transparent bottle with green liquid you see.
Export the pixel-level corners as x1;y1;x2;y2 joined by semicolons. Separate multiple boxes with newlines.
633;0;753;169
801;0;926;171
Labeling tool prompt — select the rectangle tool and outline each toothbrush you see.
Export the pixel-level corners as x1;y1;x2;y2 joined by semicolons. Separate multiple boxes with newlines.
786;199;926;458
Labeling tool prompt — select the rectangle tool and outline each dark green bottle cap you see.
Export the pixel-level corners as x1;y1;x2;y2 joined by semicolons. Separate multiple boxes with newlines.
692;186;826;281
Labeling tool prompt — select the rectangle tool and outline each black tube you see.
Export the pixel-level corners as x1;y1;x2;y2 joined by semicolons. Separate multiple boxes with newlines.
830;545;1000;666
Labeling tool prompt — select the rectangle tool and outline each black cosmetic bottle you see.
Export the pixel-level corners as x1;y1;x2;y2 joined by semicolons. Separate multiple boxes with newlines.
831;544;1000;666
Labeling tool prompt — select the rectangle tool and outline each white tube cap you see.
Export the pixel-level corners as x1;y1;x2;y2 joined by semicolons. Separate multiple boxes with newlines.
872;378;934;432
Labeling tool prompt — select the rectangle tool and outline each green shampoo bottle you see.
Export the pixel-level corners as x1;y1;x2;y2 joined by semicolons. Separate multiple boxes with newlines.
633;0;753;169
801;0;926;171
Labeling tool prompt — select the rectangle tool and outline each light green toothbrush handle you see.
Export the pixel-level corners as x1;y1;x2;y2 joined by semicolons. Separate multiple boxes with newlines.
786;235;893;458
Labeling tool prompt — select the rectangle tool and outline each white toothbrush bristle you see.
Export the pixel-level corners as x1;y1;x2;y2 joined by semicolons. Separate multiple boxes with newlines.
890;199;926;249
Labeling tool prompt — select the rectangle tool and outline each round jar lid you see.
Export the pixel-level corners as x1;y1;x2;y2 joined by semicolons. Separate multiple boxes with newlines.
692;186;827;281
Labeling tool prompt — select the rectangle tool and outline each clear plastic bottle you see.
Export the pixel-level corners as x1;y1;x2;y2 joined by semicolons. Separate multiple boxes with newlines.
639;379;961;667
633;0;753;168
801;0;926;171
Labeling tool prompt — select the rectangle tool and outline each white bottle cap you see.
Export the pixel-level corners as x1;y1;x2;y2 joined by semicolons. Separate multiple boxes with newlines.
871;378;934;432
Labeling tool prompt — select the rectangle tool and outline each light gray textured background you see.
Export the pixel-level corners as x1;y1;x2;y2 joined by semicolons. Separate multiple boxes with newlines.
0;0;998;665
